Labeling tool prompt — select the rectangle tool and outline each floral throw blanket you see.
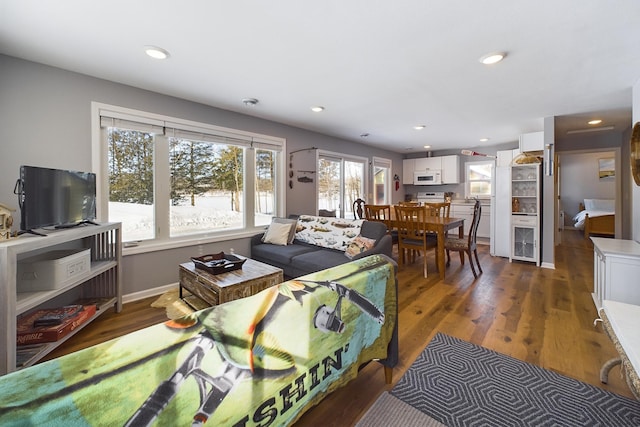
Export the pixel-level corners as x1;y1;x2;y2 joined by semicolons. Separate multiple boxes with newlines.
0;255;397;426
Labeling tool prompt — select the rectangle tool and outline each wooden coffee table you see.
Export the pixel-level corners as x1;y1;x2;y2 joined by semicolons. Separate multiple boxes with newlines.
178;256;283;309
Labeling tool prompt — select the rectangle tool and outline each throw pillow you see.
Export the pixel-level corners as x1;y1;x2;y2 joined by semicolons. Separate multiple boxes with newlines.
262;222;293;245
266;217;297;244
344;235;376;259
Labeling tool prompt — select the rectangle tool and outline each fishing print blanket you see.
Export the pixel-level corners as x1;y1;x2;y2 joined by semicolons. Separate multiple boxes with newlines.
0;254;397;426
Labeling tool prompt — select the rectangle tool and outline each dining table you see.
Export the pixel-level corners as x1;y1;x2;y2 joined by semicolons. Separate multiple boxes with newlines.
388;208;465;279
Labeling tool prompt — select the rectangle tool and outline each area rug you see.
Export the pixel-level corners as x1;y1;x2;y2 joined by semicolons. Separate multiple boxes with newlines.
150;288;208;319
357;333;640;426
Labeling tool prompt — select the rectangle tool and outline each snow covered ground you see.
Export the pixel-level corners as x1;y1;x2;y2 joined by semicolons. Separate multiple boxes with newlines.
109;193;272;241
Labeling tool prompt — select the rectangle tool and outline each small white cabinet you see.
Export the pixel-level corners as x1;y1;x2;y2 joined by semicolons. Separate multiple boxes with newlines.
0;223;122;374
441;155;460;184
414;157;442;172
591;238;640;311
519;131;544;153
402;158;415;184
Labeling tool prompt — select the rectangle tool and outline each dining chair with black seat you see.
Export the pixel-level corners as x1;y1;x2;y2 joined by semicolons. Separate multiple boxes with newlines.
445;199;483;278
394;204;436;278
364;204;397;244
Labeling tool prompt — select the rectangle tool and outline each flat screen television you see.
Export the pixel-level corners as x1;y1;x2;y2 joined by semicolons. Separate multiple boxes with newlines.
18;165;97;232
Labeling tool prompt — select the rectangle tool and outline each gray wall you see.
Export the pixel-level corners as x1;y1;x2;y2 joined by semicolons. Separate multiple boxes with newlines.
556;127;629;238
0;55;404;295
559;151;616;224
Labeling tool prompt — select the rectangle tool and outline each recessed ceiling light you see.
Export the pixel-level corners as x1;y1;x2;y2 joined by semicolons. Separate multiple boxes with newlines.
480;138;490;142
311;106;325;112
479;52;506;65
144;46;170;59
588;119;603;125
424;145;431;149
242;98;259;106
414;125;426;130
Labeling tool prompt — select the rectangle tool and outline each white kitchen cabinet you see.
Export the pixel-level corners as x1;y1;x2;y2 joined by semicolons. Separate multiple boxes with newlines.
519;131;544;153
591;238;640;311
0;223;122;374
451;202;491;239
441;155;460;184
510;163;541;266
414;157;442;172
496;149;521;167
402;158;415;184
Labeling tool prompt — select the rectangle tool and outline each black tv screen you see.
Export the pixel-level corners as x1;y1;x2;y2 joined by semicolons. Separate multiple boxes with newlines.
19;165;97;231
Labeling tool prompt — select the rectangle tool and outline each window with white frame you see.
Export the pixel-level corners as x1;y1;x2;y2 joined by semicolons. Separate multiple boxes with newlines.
93;103;285;246
465;160;493;199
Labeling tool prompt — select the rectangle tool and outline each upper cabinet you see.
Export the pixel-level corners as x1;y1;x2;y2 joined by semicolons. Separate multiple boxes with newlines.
402;155;460;184
414;157;442;172
441;155;460;184
402;158;415;184
519;131;544;153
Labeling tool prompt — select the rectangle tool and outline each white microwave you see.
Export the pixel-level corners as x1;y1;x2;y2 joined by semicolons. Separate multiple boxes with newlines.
414;170;442;185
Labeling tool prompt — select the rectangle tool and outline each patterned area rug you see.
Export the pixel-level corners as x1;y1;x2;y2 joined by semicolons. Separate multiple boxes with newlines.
360;333;640;426
150;288;209;319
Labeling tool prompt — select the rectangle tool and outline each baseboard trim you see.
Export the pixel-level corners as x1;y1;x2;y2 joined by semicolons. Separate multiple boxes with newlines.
122;282;179;304
540;262;555;269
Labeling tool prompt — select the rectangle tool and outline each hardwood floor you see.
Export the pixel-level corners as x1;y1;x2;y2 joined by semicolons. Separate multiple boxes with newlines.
43;229;633;425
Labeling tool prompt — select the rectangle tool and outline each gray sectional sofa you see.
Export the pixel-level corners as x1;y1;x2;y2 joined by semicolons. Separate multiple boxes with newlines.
251;216;392;278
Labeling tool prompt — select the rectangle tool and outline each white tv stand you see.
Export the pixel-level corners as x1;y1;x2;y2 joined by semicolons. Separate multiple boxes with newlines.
0;222;122;375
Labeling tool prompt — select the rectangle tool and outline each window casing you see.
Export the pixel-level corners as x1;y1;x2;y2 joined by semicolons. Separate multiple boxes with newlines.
92;103;285;251
465;160;494;199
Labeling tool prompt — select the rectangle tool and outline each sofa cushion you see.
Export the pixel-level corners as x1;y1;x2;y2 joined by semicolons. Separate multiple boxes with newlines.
345;235;376;259
251;243;317;265
294;215;363;251
262;221;293;245
263;217;297;244
291;249;353;273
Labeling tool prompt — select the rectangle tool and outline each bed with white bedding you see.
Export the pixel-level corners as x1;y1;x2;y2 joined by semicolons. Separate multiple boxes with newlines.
573;198;615;238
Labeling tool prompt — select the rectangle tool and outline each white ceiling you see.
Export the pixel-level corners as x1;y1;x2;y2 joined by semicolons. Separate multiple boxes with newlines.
2;1;639;153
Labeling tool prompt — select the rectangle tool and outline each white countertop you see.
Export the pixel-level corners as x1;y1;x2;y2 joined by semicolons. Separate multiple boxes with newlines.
602;300;640;378
591;238;640;257
449;200;491;206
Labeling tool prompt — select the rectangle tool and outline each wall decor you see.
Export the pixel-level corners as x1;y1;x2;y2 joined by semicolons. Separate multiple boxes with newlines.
598;157;615;180
631;122;640;186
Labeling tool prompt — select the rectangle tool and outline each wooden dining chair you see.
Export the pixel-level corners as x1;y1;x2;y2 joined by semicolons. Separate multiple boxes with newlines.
394;205;436;278
445;199;483;278
364;204;397;244
398;201;420;207
424;202;451;218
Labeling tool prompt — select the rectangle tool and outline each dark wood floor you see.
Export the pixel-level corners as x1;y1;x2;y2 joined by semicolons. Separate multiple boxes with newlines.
44;229;633;426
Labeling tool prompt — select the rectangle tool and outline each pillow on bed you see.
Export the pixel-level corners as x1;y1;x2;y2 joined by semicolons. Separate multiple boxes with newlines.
583;199;614;211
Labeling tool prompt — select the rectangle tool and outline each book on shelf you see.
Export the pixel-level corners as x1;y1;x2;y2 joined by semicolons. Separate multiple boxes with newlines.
16;305;97;345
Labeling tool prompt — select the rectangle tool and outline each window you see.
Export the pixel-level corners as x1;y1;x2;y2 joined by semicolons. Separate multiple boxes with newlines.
93;103;285;248
317;152;367;218
465;160;493;199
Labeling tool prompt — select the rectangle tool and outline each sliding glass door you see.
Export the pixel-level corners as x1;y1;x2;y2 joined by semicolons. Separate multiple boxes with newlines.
318;153;366;218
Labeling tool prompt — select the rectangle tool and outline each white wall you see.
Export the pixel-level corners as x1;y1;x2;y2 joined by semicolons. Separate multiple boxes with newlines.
560;151;616;223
